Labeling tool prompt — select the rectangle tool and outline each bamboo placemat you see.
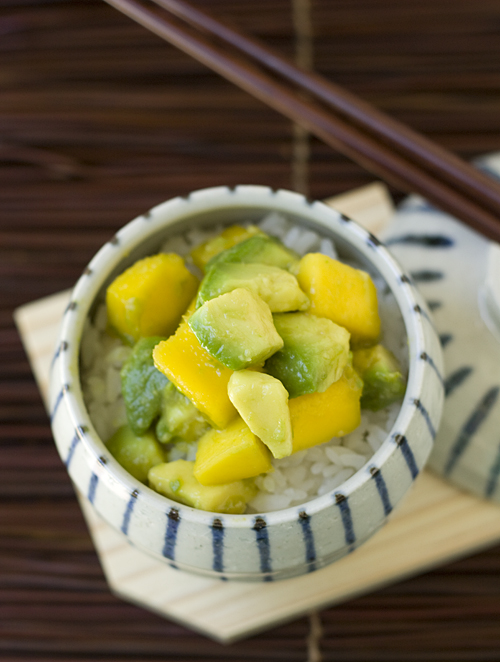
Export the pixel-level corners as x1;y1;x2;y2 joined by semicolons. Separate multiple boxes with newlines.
15;183;500;643
6;0;500;656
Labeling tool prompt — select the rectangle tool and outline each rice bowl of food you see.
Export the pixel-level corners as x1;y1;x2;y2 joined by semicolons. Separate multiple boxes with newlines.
49;185;444;581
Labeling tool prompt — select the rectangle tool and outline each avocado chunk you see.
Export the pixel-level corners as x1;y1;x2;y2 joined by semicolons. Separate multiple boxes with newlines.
196;262;310;312
228;371;293;459
353;344;406;411
188;288;284;370
206;234;299;272
265;313;351;398
120;336;169;436
190;224;262;271
156;382;209;443
148;459;257;514
107;424;165;483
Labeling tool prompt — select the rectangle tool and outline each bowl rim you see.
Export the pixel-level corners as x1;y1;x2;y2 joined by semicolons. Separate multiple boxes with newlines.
53;184;431;528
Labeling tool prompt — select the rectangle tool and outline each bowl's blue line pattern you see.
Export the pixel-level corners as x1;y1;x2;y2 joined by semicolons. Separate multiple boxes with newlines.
485;442;500;497
421;352;444;386
50;340;68;373
394;435;419;480
211;519;224;574
439;333;453;348
65;431;80;469
444;386;500;476
409;270;444;283
370;469;393;516
163;508;180;563
385;234;454;248
413;399;437;440
413;304;433;326
253;517;273;579
121;490;139;536
298;512;316;572
334;495;356;547
444;367;473;397
50;385;67;423
88;471;99;505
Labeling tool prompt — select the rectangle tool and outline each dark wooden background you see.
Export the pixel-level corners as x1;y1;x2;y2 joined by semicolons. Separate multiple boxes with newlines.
3;0;500;659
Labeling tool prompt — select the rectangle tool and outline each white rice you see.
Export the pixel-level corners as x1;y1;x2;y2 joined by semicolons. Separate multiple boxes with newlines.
80;213;407;513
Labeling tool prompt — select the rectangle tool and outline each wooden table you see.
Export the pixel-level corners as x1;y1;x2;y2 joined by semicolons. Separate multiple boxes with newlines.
3;0;500;659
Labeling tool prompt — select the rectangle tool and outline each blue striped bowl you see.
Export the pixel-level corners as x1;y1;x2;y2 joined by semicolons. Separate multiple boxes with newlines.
49;185;444;581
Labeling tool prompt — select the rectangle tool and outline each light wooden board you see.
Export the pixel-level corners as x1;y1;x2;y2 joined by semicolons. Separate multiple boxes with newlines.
14;183;500;643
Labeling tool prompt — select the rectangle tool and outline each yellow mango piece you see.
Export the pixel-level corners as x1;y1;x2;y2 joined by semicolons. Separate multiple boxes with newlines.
149;460;257;514
289;366;363;453
297;253;380;347
153;322;237;429
106;253;199;344
190;225;262;271
194;417;273;486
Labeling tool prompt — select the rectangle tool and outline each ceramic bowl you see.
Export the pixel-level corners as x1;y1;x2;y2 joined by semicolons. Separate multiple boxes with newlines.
49;185;444;581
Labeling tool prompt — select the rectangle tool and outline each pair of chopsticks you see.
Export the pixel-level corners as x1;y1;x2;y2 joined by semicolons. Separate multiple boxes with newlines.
104;0;500;242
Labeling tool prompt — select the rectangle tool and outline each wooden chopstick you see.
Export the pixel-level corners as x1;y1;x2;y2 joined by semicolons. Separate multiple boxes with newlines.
154;0;500;217
103;0;500;242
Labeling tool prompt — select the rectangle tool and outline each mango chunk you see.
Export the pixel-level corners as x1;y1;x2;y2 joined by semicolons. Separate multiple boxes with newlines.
190;225;262;271
106;253;199;344
297;253;380;347
194;417;273;486
228;371;292;459
289;366;363;453
153;321;237;429
149;460;257;514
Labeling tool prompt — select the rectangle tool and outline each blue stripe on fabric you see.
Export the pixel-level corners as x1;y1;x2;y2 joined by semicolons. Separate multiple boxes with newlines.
414;399;437;440
211;519;225;575
394;434;419;479
371;469;392;516
485;441;500;498
439;333;453;348
253;518;272;580
445;387;500;476
88;472;99;504
421;352;444;386
410;270;444;282
334;495;356;548
163;509;181;566
385;234;454;248
444;366;473;397
121;490;139;536
65;432;80;469
298;512;316;572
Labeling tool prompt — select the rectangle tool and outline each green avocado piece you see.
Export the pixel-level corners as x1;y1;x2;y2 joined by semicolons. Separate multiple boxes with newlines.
120;336;169;436
206;234;299;272
196;262;310;312
106;424;165;483
156;382;209;443
353;344;406;411
148;460;257;514
188;288;284;370
228;370;293;459
265;313;351;398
